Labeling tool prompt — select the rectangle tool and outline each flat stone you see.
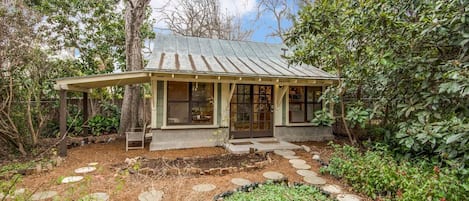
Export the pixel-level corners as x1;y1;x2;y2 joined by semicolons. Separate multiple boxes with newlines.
231;178;252;186
337;194;362;201
292;163;311;170
0;192;4;199
30;191;58;200
74;167;96;174
322;184;343;194
312;155;321;161
138;190;164;201
88;162;99;166
303;176;326;185
282;155;300;159
273;150;295;156
296;170;317;177
81;192;109;201
288;159;306;165
263;171;284;180
62;176;83;184
192;184;216;192
301;145;311;152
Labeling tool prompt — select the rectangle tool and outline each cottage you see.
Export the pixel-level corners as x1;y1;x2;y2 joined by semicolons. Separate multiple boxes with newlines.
55;34;338;152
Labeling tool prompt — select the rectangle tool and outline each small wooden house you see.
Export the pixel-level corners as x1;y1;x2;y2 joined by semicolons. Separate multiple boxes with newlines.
55;34;337;151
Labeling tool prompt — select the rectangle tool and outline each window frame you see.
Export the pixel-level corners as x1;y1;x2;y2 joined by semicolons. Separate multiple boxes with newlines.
166;81;214;126
288;86;322;123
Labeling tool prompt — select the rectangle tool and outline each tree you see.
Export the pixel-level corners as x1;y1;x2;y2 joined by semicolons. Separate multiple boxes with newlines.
119;0;151;133
286;0;468;166
160;0;252;40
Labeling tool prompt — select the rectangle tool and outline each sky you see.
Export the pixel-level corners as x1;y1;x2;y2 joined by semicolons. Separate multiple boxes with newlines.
148;0;291;44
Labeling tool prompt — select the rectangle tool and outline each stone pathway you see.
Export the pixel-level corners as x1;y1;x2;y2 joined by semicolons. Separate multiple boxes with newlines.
81;192;109;201
138;189;164;201
30;191;58;201
274;146;363;200
231;178;252;186
192;184;216;192
262;171;285;180
61;176;83;184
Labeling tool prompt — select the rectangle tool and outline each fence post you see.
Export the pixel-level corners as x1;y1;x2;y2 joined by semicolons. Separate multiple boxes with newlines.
58;90;67;157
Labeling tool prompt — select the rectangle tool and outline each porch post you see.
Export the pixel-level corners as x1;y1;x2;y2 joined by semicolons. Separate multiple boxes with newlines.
58;89;67;157
82;92;89;135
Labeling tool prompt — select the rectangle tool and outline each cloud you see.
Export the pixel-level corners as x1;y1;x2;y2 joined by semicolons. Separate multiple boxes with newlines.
149;0;256;29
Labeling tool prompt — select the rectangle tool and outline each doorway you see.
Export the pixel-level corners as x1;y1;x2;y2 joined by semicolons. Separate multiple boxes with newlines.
230;84;273;139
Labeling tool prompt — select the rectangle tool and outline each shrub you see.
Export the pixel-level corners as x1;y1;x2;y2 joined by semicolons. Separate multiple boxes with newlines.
225;182;332;201
322;144;469;201
311;110;335;127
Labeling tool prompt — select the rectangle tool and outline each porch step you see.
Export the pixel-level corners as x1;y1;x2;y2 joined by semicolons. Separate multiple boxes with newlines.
224;138;301;154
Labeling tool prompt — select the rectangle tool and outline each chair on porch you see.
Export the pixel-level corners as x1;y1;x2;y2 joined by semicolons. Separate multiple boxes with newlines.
125;130;145;151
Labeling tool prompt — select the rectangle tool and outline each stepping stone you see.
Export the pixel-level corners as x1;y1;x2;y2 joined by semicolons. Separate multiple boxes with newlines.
75;167;96;174
292;163;311;170
88;162;98;166
301;145;311;152
138;190;164;201
62;176;83;184
312;155;321;160
81;192;109;201
282;155;300;159
322;184;342;194
30;191;58;200
263;171;284;180
289;159;306;165
337;194;362;201
8;188;26;199
192;184;216;192
303;176;326;185
273;150;295;156
0;192;4;199
296;170;317;177
231;178;252;186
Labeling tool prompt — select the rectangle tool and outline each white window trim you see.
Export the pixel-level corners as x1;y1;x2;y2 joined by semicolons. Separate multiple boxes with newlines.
163;81;218;128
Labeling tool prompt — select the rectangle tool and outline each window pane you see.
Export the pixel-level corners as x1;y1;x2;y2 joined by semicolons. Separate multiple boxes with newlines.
192;83;213;102
289;103;305;123
289;86;304;103
168;82;189;101
168;102;189;124
307;86;322;103
191;102;213;124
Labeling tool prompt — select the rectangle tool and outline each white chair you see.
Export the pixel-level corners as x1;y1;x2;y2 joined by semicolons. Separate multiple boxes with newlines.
126;131;144;151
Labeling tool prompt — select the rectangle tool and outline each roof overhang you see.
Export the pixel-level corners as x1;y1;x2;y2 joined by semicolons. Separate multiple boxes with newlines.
55;70;338;92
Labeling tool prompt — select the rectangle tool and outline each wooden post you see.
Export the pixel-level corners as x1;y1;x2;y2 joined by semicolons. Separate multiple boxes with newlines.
82;92;89;136
58;90;67;157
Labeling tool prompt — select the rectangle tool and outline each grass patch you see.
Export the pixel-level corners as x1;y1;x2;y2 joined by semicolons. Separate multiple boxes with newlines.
224;182;332;201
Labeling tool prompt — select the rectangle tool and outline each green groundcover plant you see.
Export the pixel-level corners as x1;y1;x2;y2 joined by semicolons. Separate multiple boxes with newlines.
322;144;469;201
225;182;332;201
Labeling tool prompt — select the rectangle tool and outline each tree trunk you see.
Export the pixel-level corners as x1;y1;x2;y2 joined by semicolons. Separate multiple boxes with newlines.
119;0;150;134
336;55;356;145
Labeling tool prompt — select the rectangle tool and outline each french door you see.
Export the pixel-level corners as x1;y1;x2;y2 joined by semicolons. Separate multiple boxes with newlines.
230;84;273;139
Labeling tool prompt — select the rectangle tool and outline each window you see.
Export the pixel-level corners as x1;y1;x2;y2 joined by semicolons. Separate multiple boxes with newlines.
289;86;322;123
167;81;214;125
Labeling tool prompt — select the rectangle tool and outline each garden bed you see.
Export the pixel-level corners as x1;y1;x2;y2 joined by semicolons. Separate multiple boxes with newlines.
120;152;271;176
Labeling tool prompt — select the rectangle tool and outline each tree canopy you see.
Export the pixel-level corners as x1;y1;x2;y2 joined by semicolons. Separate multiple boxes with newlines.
286;0;469;167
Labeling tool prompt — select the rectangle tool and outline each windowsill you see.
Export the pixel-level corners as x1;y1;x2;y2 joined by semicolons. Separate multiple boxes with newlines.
286;122;316;127
161;125;219;130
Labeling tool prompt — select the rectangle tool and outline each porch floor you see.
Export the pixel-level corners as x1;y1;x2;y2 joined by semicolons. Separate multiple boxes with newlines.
224;138;301;154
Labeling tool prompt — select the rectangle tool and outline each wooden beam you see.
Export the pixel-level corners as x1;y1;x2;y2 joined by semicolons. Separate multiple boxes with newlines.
228;83;237;103
58;90;67;157
82;92;89;136
276;85;289;106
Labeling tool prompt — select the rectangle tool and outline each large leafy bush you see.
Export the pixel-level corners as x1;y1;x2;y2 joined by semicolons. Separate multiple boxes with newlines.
323;144;469;201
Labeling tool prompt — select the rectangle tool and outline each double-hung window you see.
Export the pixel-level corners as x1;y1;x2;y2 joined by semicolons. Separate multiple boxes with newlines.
288;86;322;123
167;81;214;125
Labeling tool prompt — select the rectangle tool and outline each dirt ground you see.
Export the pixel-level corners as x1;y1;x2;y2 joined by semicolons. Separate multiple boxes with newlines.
16;139;362;201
